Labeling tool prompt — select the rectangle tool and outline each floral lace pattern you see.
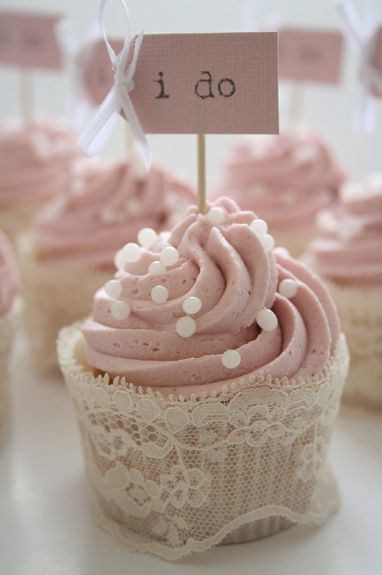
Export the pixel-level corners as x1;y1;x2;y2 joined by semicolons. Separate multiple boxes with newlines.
58;325;348;560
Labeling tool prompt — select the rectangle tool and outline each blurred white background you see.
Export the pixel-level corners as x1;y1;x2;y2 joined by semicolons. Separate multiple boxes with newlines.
0;0;381;189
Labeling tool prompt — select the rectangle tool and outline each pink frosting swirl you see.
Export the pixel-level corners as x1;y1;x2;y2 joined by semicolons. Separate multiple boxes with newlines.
82;198;340;395
0;118;78;208
0;231;19;317
217;132;345;233
310;174;382;287
34;159;195;269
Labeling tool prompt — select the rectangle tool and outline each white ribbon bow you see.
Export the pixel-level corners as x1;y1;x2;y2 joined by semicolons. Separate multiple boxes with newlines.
338;0;382;132
78;0;151;169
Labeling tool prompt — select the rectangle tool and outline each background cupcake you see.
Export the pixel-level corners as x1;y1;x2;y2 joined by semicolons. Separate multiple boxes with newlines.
58;198;348;559
309;174;382;410
0;231;21;436
0;118;79;243
217;131;345;256
20;158;194;373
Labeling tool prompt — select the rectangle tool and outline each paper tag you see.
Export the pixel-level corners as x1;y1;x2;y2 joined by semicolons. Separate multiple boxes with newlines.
370;25;382;98
279;27;343;84
0;10;63;70
81;32;279;134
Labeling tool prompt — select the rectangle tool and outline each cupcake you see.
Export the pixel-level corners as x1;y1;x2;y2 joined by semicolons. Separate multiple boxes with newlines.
0;118;78;242
21;159;194;373
0;231;21;434
217;132;345;257
309;174;382;410
58;197;348;559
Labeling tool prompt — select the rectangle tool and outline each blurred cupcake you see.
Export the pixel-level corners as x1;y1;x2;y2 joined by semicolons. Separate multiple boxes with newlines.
309;174;382;410
0;118;79;242
58;198;348;560
20;158;194;373
217;131;345;256
0;231;21;434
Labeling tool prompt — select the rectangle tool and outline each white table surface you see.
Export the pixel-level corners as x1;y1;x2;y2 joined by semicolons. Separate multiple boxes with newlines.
1;334;382;575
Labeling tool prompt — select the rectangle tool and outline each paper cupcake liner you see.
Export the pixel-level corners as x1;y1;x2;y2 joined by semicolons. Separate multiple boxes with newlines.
322;280;382;410
58;324;348;560
273;227;316;259
19;238;110;373
0;198;50;245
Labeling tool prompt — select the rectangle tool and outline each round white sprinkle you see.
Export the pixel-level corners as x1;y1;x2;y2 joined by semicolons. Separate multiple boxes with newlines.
114;249;126;270
176;316;196;338
138;227;158;248
111;300;130;320
207;206;225;225
279;279;298;298
151;285;169;304
260;233;275;253
221;349;241;369
257;308;278;331
148;261;167;276
71;179;85;197
126;198;142;215
273;246;290;257
160;246;179;267
105;279;122;299
182;296;202;315
294;145;318;166
121;242;141;263
250;218;268;236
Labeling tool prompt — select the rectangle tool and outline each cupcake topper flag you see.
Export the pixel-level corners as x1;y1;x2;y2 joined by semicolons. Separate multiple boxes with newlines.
337;0;382;132
78;0;279;211
0;10;70;121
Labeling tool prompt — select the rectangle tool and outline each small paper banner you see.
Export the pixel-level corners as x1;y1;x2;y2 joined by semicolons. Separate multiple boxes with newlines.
370;25;382;98
279;27;344;84
81;32;279;134
0;10;63;70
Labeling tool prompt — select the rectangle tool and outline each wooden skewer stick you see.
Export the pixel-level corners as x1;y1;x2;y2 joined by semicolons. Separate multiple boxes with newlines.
288;82;304;130
197;133;206;213
20;69;33;122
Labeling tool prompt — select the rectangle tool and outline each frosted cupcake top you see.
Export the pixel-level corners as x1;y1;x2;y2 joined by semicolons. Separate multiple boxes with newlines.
310;174;382;288
218;132;345;233
0;118;78;208
83;198;340;395
0;231;19;317
34;159;195;269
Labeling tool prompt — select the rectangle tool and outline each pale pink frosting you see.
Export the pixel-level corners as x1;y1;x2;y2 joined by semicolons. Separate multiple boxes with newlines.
310;174;382;288
217;132;345;233
82;198;340;395
0;231;19;317
34;159;195;269
0;118;78;208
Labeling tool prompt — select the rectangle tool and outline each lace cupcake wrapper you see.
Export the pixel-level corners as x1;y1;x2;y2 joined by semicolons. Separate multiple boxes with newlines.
324;281;382;410
19;238;110;373
272;226;316;259
0;198;50;244
0;298;21;442
58;325;348;560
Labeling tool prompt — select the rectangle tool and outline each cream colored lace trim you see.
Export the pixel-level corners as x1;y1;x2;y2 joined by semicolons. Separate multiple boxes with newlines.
58;325;348;560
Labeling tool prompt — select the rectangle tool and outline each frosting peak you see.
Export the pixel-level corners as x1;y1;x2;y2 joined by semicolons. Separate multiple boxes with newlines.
0;232;19;317
311;174;382;287
83;198;340;394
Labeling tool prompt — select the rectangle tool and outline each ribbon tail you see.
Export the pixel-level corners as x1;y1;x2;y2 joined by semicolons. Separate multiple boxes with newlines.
121;96;152;170
78;87;120;155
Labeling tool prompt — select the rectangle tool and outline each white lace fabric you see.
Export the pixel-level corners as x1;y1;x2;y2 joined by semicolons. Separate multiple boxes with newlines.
58;324;349;560
325;280;382;410
19;237;110;373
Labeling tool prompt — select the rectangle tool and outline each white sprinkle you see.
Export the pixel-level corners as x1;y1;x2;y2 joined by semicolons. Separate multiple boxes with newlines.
160;246;179;267
33;135;50;159
126;198;142;215
294;144;318;166
279;278;298;298
100;210;122;224
138;227;158;248
367;173;382;193
250;218;268;236
151;285;169;304
114;249;126;270
341;182;363;201
221;349;241;369
176;316;196;338
257;308;278;331
111;300;130;320
339;217;363;240
121;242;141;263
207;206;225;225
259;233;275;253
273;247;290;257
71;179;85;197
105;279;122;299
182;296;202;315
148;261;167;276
